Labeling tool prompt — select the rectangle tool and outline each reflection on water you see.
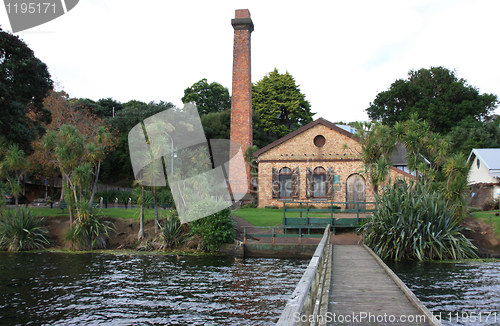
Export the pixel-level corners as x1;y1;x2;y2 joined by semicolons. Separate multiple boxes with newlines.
0;252;308;326
387;260;500;326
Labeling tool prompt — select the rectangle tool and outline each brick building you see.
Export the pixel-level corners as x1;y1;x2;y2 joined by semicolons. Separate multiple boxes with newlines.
253;118;410;208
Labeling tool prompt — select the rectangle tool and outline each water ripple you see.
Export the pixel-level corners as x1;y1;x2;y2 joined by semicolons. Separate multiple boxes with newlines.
0;253;308;325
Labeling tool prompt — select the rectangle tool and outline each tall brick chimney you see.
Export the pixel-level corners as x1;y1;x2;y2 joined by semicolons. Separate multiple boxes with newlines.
229;9;253;198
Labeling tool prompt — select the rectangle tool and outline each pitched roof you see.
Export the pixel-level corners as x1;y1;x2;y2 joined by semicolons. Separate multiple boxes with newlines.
468;148;500;173
253;118;355;158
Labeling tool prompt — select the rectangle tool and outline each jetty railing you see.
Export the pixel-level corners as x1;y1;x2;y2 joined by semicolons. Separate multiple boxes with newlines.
243;226;325;244
282;201;376;233
276;225;332;326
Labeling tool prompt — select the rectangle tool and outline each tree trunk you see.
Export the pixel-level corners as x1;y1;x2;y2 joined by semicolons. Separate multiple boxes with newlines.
89;160;101;203
154;187;159;233
138;187;145;241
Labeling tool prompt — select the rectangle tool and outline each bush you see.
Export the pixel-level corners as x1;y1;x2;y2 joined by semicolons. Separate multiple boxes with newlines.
190;207;234;252
482;199;499;211
65;200;115;250
0;207;49;251
241;203;256;209
265;205;279;209
160;210;185;249
362;179;477;261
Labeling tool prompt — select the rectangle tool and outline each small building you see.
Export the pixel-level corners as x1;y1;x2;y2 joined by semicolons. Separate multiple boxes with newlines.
252;118;411;208
467;148;500;208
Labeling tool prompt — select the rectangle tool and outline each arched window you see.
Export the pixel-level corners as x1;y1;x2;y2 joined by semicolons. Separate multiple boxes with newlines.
279;167;292;198
313;167;326;197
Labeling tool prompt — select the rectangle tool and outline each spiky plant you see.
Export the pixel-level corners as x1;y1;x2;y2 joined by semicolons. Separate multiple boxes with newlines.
65;200;115;250
160;210;185;249
0;207;49;251
362;179;477;261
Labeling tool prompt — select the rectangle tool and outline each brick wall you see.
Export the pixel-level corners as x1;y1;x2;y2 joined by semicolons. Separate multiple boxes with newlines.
255;124;410;208
229;9;253;195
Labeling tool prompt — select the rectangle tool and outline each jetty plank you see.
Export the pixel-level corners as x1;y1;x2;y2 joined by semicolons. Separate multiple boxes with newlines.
327;245;433;326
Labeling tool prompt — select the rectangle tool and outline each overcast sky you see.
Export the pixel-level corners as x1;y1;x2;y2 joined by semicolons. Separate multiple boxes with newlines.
2;0;499;123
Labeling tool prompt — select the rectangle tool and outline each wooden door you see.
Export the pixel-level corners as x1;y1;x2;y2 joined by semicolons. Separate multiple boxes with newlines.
346;174;366;209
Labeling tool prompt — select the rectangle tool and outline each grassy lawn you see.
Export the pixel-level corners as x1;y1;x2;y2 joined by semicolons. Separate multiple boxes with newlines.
13;206;164;221
472;210;500;238
231;208;284;226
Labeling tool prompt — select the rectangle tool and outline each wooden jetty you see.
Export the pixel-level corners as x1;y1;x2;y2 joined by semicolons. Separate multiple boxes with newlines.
276;226;441;326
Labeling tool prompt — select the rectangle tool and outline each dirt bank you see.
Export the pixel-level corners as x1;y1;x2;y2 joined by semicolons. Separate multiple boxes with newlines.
40;215;159;250
38;215;500;257
462;216;500;258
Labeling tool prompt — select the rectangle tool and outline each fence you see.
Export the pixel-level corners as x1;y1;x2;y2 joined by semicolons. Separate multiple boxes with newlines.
282;201;376;233
276;225;331;325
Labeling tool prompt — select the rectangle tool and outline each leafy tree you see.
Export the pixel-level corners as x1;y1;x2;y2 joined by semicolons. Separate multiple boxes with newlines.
182;78;231;115
43;124;86;225
367;66;498;134
30;89;116;199
448;116;500;156
100;100;174;183
253;68;314;138
0;144;29;208
352;122;395;194
200;109;272;148
0;27;53;152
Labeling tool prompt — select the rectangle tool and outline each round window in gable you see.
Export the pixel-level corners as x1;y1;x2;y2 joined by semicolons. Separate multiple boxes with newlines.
314;135;326;147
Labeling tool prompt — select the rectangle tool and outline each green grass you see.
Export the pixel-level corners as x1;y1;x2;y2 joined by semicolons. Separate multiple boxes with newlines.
8;207;162;221
471;210;500;239
231;208;284;226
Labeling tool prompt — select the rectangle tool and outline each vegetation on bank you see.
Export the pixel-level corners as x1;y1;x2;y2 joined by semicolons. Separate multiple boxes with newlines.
362;179;478;261
0;206;49;251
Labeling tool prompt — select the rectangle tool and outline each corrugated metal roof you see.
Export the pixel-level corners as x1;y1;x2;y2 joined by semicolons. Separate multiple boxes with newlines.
468;148;500;171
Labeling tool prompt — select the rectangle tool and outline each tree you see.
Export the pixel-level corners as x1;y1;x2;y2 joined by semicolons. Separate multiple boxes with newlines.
0;27;53;152
448;116;500;156
200;109;273;149
182;78;231;115
30;89;116;199
43;124;86;225
100;100;174;183
367;66;498;134
351;121;396;194
253;68;314;139
0;144;29;208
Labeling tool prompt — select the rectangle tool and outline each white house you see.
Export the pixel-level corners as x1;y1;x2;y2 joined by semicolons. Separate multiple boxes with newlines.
467;148;500;207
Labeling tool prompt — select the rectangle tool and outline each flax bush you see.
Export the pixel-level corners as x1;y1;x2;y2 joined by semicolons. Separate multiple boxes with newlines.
65;200;115;250
160;210;185;249
362;179;477;261
0;207;49;251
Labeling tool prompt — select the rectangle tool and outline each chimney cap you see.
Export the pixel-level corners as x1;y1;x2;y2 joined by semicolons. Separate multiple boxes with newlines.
235;9;251;19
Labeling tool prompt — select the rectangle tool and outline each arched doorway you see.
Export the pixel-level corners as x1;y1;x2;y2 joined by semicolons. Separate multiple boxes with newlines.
346;174;366;209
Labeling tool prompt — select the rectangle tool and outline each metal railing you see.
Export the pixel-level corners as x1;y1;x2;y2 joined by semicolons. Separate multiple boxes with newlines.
276;225;332;326
243;226;325;244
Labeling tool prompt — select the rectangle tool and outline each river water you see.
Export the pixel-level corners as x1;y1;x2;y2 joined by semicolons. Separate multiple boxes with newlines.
1;253;499;326
387;260;500;326
0;252;308;325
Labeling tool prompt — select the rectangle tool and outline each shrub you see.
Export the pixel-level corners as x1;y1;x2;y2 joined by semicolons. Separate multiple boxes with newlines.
160;210;185;249
362;179;477;261
190;207;234;252
241;203;256;209
265;205;279;209
65;200;115;250
482;199;499;211
0;207;49;251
